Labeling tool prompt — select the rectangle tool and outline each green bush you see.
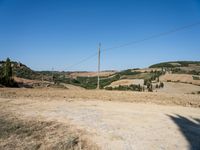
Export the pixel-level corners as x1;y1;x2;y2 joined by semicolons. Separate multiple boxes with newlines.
0;58;18;87
160;82;164;88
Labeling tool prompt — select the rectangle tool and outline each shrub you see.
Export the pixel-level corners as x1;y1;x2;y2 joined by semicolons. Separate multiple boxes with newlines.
155;84;159;88
105;87;113;90
0;58;18;87
160;82;164;88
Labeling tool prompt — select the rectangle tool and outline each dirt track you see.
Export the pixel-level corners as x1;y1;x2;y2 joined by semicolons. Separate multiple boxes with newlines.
0;88;200;150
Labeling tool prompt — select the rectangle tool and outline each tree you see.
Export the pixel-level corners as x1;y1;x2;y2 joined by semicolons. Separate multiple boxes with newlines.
160;82;164;88
155;84;159;88
0;58;18;87
4;58;12;82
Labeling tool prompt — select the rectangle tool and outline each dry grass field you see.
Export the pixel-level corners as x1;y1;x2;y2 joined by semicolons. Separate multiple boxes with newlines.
160;73;200;86
107;79;144;88
156;82;200;94
69;71;116;78
0;88;200;150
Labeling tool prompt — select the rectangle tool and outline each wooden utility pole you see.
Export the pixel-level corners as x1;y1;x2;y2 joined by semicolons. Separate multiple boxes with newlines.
97;43;101;89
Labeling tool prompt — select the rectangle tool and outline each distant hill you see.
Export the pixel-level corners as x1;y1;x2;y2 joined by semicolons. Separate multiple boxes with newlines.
1;59;199;90
0;61;40;80
149;61;200;68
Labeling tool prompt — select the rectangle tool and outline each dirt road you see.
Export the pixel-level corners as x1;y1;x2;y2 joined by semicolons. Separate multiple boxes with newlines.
0;90;199;150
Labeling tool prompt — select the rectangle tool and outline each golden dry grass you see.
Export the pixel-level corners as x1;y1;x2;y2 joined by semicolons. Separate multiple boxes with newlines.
0;108;99;150
107;79;144;87
0;88;200;107
69;71;116;78
160;73;200;85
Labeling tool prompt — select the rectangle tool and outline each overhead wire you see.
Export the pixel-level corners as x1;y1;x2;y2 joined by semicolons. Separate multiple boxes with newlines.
66;21;200;70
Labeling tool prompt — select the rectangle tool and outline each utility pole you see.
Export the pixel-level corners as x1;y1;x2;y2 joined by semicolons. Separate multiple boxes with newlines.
97;43;101;89
52;67;54;83
42;74;44;87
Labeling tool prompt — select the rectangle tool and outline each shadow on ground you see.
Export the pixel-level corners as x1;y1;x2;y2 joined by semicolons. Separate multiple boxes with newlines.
168;115;200;150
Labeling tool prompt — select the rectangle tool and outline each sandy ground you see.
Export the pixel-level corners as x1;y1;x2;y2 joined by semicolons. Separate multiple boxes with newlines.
0;88;200;150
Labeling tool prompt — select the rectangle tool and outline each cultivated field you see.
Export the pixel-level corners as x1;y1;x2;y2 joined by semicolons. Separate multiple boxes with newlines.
107;79;144;88
156;82;200;94
69;71;116;78
0;88;200;150
160;73;200;86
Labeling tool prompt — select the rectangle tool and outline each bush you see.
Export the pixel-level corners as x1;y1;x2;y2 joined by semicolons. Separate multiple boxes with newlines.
160;82;164;88
0;58;18;87
155;84;159;88
105;86;113;90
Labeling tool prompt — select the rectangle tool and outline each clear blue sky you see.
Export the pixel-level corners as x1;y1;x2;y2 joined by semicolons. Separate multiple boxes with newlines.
0;0;200;71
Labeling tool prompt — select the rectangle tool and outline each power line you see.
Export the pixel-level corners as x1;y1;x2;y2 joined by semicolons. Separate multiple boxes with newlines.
102;21;200;52
66;21;200;70
66;52;97;69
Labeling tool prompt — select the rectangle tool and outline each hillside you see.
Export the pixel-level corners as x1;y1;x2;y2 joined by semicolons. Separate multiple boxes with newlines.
0;61;40;80
149;61;200;68
1;59;200;93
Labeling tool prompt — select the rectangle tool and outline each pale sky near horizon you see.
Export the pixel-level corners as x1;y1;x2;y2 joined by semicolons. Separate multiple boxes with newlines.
0;0;200;71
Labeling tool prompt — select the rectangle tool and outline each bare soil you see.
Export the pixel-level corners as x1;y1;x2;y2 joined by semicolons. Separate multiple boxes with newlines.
0;88;200;150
